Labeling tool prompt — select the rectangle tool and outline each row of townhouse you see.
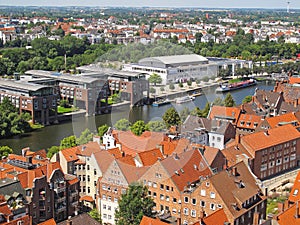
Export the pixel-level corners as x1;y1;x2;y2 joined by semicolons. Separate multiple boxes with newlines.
0;148;79;225
52;126;268;225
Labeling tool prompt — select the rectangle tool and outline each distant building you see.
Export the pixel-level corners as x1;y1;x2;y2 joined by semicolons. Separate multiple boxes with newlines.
123;54;217;84
0;79;58;125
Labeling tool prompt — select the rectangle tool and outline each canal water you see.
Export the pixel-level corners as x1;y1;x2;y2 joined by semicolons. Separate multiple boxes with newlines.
0;81;275;154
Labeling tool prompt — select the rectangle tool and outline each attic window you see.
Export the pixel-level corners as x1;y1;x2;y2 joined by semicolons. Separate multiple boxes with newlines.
293;189;299;196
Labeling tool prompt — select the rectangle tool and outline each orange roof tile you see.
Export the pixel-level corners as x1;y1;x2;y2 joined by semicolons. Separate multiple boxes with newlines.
139;216;169;225
202;209;229;225
209;106;241;124
117;155;136;166
276;203;300;225
161;149;212;191
80;195;94;202
137;148;163;166
38;218;57;225
241;124;300;156
61;146;79;162
266;112;299;128
237;114;262;130
113;131;164;155
289;171;300;203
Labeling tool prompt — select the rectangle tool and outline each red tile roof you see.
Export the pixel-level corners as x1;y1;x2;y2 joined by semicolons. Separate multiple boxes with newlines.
137;148;163;166
38;218;57;225
202;209;229;225
265;112;299;128
80;195;94;202
241;124;300;157
237;113;262;130
289;171;300;203
139;216;169;225
276;203;300;225
161;149;212;191
209;106;241;124
113;131;164;155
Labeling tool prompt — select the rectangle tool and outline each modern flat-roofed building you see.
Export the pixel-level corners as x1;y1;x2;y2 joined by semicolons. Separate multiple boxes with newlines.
0;79;58;125
25;70;110;116
123;54;252;84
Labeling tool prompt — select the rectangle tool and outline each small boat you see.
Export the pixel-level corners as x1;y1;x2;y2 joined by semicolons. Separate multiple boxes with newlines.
175;96;195;104
216;79;257;93
189;91;202;97
152;98;172;107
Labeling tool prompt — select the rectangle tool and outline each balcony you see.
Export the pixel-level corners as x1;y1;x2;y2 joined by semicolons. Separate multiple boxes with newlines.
70;191;78;197
57;206;66;213
54;186;66;193
56;196;66;203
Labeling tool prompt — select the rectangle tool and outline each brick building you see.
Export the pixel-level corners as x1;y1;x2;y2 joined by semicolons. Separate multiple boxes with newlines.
0;79;58;125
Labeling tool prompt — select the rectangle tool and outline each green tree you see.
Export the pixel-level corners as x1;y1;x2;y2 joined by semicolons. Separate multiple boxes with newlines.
146;121;166;132
76;128;93;145
178;82;184;88
191;107;202;117
160;87;165;93
224;93;236;107
0;146;13;159
162;107;181;129
98;124;109;137
130;120;148;136
169;83;175;91
242;95;252;104
180;107;190;122
88;208;101;223
213;97;224;106
202;102;211;118
115;183;155;225
114;119;131;131
149;87;156;95
60;135;77;150
47;146;60;159
148;73;162;86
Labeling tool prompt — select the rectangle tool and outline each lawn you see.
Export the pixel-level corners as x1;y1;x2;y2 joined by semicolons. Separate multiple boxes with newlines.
228;78;243;83
267;196;287;214
58;106;79;114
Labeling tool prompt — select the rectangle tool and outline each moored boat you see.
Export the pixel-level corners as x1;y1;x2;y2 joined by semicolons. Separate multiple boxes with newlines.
216;79;257;92
174;96;195;104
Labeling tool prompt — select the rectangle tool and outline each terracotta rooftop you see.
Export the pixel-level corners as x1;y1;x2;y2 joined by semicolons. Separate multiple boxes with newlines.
202;208;229;225
137;148;163;166
116;160;149;184
210;161;266;218
161;149;212;191
289;171;300;203
209;106;241;124
113;130;165;154
237;113;262;130
38;218;57;225
222;144;253;167
241;124;300;156
139;216;169;225
265;112;299;128
57;213;101;225
276;202;300;225
80;195;94;202
92;150;115;174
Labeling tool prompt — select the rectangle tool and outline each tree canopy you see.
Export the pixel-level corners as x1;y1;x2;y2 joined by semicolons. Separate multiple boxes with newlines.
76;128;93;145
162;107;181;128
60;135;77;150
148;73;162;86
224;93;236;107
130;120;148;136
242;95;252;104
0;146;13;159
114;119;131;131
0;97;31;138
147;120;166;132
115;183;155;225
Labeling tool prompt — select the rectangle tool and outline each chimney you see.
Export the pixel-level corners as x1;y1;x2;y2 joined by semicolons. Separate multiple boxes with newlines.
295;201;300;219
253;212;260;225
240;104;246;112
21;147;29;157
66;217;72;225
235;134;241;145
176;217;181;225
232;167;238;176
26;156;33;164
294;100;298;108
